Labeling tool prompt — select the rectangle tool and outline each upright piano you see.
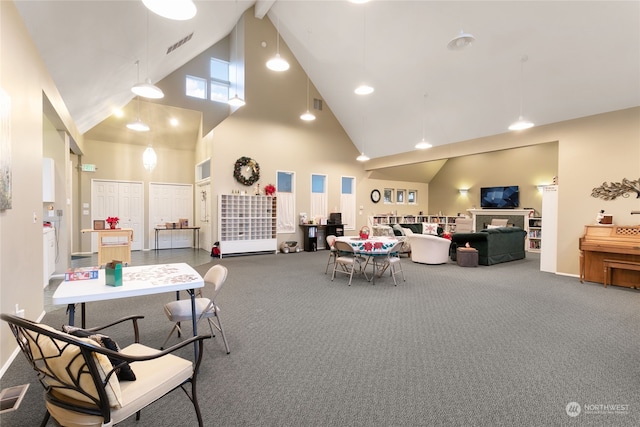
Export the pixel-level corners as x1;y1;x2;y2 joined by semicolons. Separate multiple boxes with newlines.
579;225;640;288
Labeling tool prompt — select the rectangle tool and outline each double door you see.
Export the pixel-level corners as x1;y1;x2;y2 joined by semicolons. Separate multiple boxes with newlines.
149;183;194;249
91;180;143;252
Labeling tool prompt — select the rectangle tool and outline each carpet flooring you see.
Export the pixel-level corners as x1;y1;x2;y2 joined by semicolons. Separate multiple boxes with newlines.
1;249;639;426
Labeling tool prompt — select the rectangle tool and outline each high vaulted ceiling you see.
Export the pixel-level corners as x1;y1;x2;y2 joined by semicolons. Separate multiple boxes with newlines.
14;1;640;160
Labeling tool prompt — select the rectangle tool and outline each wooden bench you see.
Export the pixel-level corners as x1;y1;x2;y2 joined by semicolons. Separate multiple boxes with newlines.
603;259;640;288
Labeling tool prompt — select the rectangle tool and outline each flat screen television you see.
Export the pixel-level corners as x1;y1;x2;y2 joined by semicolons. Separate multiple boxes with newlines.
480;186;519;209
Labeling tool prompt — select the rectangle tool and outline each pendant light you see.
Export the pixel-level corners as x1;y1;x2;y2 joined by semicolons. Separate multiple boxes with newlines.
143;0;196;20
356;152;370;162
131;14;164;99
447;30;476;50
354;5;373;95
300;31;316;121
126;96;150;132
508;55;535;131
266;17;290;71
415;93;433;149
228;1;245;107
143;145;157;171
356;115;370;161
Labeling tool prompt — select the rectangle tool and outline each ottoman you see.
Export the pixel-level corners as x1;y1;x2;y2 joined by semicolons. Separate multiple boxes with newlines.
456;247;478;267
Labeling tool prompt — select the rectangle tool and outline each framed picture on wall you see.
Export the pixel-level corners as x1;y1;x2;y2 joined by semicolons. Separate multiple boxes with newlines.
383;188;394;204
396;189;406;204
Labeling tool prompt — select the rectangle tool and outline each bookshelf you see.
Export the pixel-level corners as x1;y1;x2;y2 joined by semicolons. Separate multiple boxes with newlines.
369;214;464;233
218;195;277;257
528;217;542;253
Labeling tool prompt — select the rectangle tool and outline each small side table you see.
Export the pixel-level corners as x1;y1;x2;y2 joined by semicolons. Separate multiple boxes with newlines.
456;247;478;267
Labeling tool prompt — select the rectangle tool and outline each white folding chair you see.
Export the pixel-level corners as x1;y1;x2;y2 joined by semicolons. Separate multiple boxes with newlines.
324;234;337;274
162;264;230;354
371;240;406;285
331;240;368;286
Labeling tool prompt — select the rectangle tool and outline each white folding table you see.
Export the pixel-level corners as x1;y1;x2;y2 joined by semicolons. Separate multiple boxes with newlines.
53;263;204;355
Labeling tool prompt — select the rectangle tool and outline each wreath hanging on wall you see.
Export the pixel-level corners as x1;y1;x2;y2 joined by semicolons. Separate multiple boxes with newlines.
233;156;260;186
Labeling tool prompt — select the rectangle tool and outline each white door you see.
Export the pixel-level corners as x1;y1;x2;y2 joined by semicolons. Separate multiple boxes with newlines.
91;180;144;251
149;183;194;249
196;181;212;251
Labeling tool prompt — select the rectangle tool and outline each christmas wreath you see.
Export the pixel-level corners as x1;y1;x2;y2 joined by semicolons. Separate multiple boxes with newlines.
233;156;260;186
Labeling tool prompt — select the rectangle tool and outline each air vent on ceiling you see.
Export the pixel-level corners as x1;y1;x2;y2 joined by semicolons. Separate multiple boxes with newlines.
313;98;323;111
166;33;194;55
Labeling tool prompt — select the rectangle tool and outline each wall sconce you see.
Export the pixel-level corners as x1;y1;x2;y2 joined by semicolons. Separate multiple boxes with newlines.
459;189;469;196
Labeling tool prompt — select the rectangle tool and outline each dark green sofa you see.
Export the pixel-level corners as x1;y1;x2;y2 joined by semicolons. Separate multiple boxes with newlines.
449;227;526;266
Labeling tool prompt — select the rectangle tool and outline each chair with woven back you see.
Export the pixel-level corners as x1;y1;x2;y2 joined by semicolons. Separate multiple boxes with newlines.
1;313;210;427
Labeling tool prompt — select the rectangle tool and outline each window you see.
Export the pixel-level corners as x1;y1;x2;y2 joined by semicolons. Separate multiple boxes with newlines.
408;190;417;204
277;171;295;233
310;174;327;220
396;189;406;204
340;176;356;231
186;75;206;99
185;57;231;103
195;158;210;182
209;58;230;103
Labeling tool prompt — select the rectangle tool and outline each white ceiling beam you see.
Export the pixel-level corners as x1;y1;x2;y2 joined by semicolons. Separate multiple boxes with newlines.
254;0;276;19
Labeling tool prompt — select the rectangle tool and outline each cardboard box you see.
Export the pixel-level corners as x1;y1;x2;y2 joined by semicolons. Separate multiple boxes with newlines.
65;267;99;281
165;222;177;229
179;218;189;228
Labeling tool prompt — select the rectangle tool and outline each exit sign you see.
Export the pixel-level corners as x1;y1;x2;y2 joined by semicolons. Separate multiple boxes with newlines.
81;164;97;172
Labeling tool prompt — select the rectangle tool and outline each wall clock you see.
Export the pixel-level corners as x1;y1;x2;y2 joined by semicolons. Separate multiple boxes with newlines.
371;189;381;203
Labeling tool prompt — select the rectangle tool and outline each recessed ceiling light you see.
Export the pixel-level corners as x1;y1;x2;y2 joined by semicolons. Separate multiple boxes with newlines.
354;84;374;95
112;108;124;118
169;118;179;126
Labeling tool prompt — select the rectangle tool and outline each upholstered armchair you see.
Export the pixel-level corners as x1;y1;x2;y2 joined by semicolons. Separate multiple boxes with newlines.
406;234;452;264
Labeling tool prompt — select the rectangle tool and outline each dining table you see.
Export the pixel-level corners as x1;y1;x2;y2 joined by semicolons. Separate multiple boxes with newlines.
334;236;400;284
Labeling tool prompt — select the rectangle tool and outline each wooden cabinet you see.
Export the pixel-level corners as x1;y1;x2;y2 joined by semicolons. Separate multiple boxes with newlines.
218;195;277;257
83;228;133;266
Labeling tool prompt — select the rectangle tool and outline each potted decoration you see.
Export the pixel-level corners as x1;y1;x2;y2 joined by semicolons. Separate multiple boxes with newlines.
106;216;119;229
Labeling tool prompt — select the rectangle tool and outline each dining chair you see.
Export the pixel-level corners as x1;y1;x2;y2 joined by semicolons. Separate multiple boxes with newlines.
161;264;230;354
324;234;337;274
371;240;406;285
331;240;368;286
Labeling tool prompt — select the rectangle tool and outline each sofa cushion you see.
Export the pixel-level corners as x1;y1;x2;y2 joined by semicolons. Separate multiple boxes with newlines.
422;223;438;235
392;224;405;236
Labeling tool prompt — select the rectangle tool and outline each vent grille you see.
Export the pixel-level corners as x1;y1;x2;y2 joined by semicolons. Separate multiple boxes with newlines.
313;98;323;111
167;33;194;55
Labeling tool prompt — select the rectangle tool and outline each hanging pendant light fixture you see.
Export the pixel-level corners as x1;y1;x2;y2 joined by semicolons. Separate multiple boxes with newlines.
354;5;373;95
447;29;476;50
143;145;157;171
143;0;196;21
126;96;150;132
131;14;164;99
266;17;290;71
300;30;316;121
508;55;535;131
356;152;370;162
356;115;370;161
415;93;433;149
228;1;245;108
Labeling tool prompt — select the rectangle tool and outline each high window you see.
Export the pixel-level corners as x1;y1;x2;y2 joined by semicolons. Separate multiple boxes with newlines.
185;57;230;103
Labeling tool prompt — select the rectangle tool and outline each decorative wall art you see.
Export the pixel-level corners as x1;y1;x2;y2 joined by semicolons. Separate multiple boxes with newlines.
234;156;260;186
591;178;640;200
0;88;11;210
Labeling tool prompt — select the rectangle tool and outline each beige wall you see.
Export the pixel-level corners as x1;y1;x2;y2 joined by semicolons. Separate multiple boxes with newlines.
0;1;83;367
201;11;432;240
1;0;638;372
429;142;559;216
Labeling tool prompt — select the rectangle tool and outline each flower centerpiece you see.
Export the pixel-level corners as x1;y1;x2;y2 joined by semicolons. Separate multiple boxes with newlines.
106;216;119;229
264;184;276;196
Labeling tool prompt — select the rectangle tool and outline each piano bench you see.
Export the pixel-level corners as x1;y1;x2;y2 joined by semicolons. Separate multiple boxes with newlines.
603;259;640;288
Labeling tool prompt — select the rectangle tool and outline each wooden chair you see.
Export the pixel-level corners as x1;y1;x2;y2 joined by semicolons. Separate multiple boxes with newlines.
1;313;210;427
